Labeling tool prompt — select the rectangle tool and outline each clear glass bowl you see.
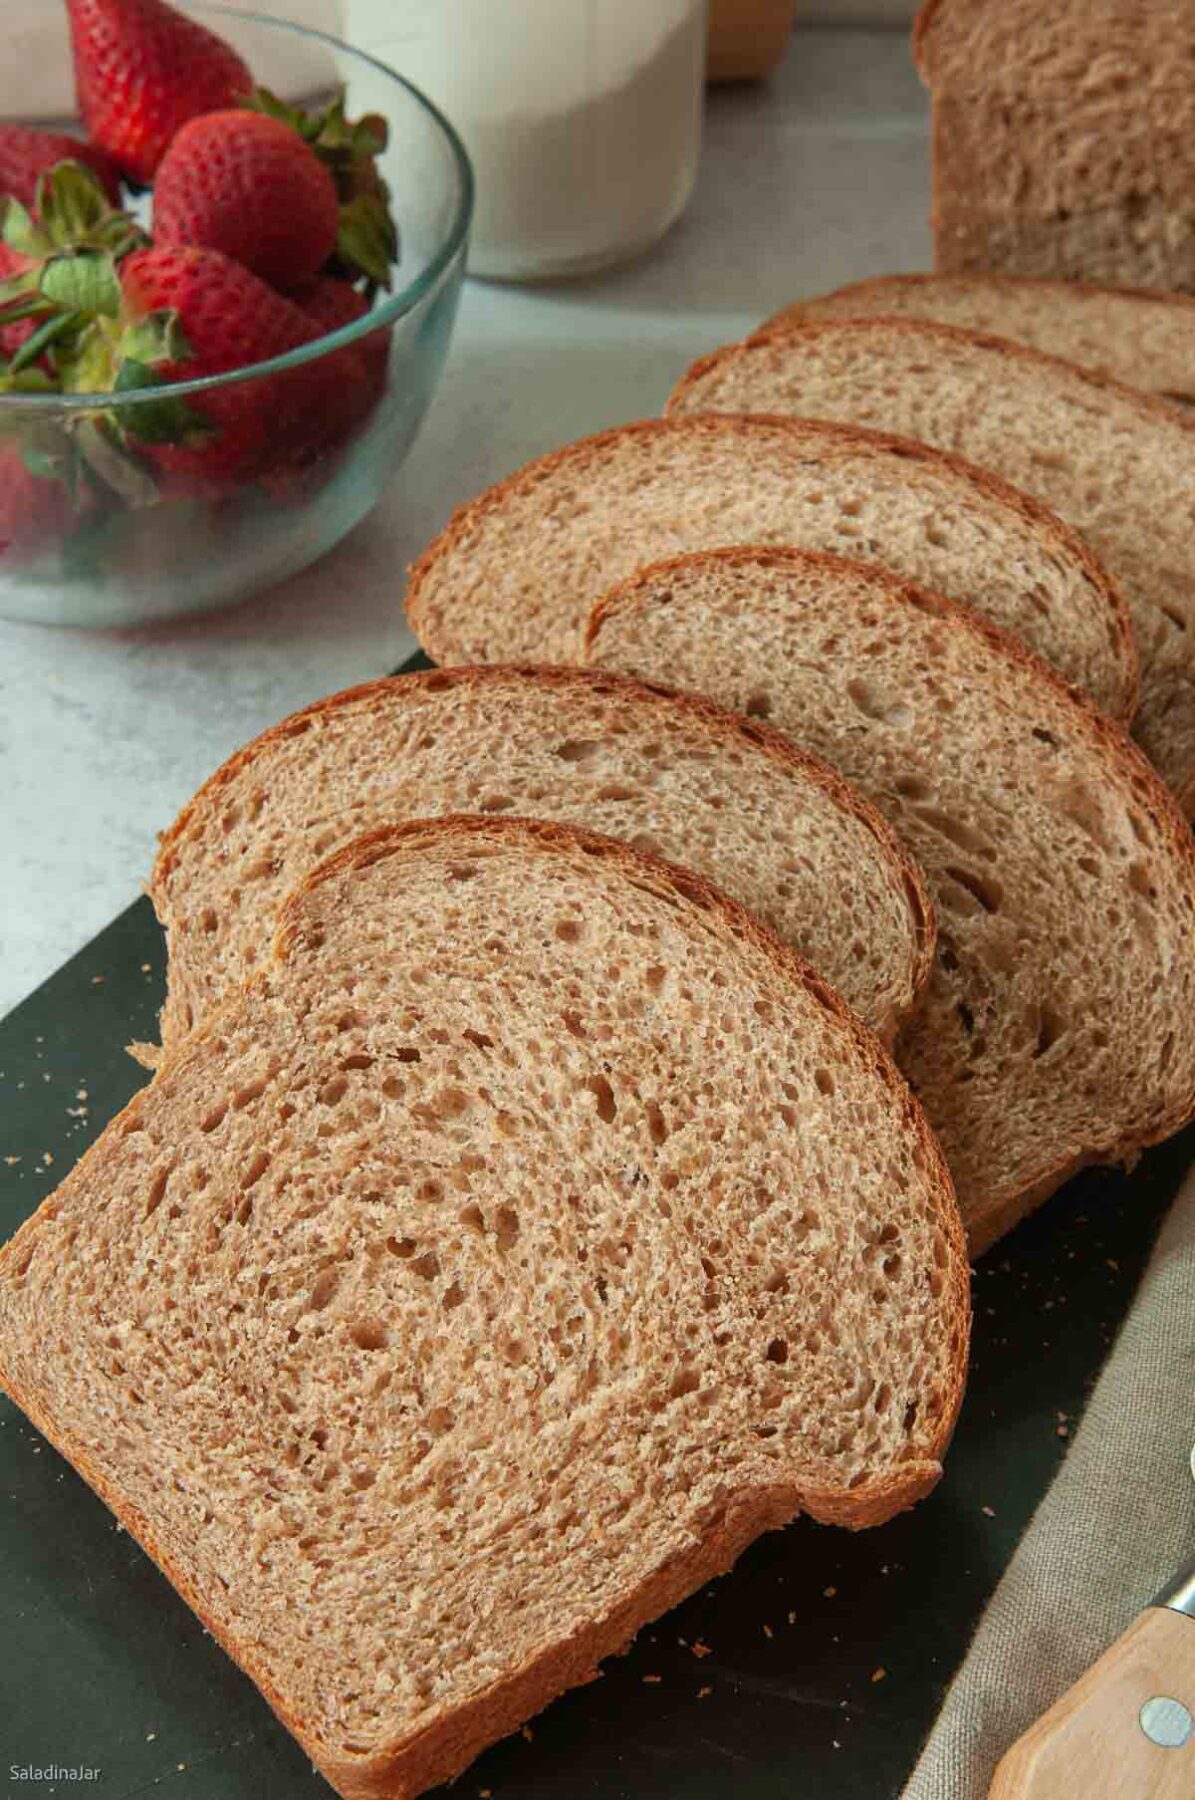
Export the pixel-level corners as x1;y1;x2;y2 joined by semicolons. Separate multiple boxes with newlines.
0;3;472;628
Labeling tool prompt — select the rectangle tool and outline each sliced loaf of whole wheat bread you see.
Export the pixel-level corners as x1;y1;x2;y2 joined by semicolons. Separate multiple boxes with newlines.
667;319;1195;807
586;547;1195;1253
762;274;1195;403
150;665;933;1055
913;0;1195;291
404;415;1135;721
0;815;968;1800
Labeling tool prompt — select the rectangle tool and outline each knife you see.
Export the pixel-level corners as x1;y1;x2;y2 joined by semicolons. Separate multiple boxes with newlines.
989;1442;1195;1797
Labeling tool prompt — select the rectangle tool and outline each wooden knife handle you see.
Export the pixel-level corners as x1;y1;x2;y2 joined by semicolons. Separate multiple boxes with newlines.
989;1608;1195;1798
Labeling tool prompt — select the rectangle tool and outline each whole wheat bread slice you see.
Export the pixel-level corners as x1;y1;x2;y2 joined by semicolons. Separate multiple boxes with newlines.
762;274;1195;404
668;318;1195;807
404;415;1135;722
0;815;968;1800
586;547;1195;1254
150;665;933;1055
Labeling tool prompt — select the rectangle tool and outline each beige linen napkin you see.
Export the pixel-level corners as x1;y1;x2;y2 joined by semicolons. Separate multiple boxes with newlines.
903;1158;1195;1798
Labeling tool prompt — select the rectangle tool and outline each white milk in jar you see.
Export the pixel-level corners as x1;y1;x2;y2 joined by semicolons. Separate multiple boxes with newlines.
347;0;707;278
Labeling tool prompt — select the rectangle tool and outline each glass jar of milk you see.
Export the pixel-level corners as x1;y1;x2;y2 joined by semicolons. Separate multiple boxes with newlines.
347;0;708;279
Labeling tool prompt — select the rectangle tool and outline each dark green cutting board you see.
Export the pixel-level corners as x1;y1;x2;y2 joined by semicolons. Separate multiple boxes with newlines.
2;655;1190;1798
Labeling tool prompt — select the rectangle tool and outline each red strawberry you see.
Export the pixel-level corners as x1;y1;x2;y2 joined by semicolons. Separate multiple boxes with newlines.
66;0;253;185
0;447;83;564
118;245;324;490
153;111;340;291
291;274;390;391
0;124;121;209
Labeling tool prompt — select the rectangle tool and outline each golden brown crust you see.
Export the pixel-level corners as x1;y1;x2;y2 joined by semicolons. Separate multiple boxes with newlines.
760;271;1195;355
151;662;936;1048
911;0;946;81
2;812;969;1800
405;413;1138;725
744;313;1195;436
585;543;1195;1240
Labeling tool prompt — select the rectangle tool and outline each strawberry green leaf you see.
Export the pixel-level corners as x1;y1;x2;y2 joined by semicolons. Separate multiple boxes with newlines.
119;310;192;369
40;249;122;320
0;285;57;325
2;199;52;260
9;310;83;375
32;165;148;260
0;362;58;397
336;191;399;291
36;162;109;242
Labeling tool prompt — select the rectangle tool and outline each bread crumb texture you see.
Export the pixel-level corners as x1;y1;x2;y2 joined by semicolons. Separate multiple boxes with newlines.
151;667;932;1055
588;547;1195;1251
403;416;1130;727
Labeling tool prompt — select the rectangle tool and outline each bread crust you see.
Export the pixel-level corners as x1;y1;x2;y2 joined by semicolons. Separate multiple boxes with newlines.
150;663;936;1052
586;544;1195;1242
1;813;969;1800
404;414;1139;725
760;274;1195;401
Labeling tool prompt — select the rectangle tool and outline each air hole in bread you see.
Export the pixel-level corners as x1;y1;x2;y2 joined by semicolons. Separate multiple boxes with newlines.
814;1068;836;1096
448;863;481;884
320;1076;348;1108
944;865;1003;914
479;793;515;812
1034;1001;1067;1058
555;918;585;945
145;1168;171;1217
426;1406;455;1436
200;1101;228;1134
350;1468;377;1491
1032;726;1060;749
893;774;933;801
387;1235;417;1258
669;1364;701;1400
846;677;912;728
411;1252;440;1281
349;1321;389;1352
628;832;663;858
555;739;601;765
913;806;991;856
416;1180;444;1205
743;690;773;720
765;1337;788;1365
1158;1032;1175;1075
308;1269;340;1311
644;1101;669;1145
1160;605;1188;633
584;1076;617;1123
1128;862;1158;899
1058;783;1114;851
340;1053;374;1073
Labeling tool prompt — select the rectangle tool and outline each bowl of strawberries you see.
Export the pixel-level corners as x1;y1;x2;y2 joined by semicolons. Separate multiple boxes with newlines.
0;0;472;626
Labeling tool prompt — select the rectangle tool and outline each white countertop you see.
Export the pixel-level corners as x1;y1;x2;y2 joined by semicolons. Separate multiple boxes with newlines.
0;26;930;1018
